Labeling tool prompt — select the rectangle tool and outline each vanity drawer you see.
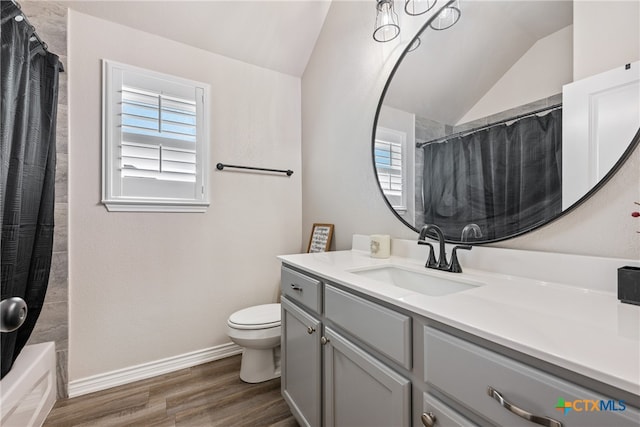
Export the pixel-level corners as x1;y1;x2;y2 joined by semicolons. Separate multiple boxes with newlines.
424;327;640;427
281;266;322;313
325;284;411;369
422;393;477;427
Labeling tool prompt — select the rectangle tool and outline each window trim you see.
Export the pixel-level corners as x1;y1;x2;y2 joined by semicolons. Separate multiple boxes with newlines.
375;126;408;213
102;59;210;213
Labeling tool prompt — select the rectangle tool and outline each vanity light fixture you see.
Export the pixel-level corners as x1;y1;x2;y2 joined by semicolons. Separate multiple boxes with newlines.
374;0;461;44
373;0;401;42
430;0;461;30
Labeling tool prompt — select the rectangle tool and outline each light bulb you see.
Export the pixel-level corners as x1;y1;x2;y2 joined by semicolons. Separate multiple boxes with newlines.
430;0;461;31
374;0;400;42
405;0;437;16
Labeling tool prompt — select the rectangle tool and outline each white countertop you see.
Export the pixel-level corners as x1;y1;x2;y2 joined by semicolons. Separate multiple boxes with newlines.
278;248;640;397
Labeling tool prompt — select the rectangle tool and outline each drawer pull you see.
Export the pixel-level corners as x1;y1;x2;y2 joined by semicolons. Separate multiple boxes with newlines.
421;412;437;426
487;386;562;427
307;326;316;334
290;284;303;291
321;336;330;345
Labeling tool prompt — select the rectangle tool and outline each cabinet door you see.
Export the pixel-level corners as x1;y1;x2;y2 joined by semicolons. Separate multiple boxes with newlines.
323;326;411;427
281;297;321;427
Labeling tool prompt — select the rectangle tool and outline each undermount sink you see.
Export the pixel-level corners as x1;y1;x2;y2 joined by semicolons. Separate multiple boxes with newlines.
350;265;482;296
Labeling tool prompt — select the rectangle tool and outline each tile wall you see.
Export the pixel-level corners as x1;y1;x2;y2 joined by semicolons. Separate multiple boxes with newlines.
21;1;69;399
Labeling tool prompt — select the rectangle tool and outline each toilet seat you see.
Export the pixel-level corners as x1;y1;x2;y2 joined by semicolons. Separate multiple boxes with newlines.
227;303;281;330
226;303;282;383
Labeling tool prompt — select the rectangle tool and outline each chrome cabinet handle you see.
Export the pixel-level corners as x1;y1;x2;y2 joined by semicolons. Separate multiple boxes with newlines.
421;412;437;426
307;326;315;334
487;386;562;427
290;284;302;291
321;336;330;345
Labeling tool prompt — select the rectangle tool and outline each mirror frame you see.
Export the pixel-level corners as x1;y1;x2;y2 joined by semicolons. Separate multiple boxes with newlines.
372;3;640;244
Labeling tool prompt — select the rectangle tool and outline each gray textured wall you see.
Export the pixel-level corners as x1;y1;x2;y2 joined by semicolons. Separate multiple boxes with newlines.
22;1;68;399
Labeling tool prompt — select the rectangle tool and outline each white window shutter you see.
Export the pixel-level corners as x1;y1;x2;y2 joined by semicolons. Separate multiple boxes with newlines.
375;127;407;210
102;60;210;212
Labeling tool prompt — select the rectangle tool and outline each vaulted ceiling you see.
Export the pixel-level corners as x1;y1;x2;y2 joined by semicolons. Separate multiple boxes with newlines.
64;0;333;77
60;0;573;122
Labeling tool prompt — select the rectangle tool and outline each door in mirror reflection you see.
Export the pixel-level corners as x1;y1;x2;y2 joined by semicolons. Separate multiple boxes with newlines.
562;63;640;209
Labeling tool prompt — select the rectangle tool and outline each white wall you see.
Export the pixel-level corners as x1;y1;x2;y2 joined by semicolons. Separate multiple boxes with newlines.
301;1;417;252
302;1;639;259
459;25;573;124
574;1;640;81
68;10;302;381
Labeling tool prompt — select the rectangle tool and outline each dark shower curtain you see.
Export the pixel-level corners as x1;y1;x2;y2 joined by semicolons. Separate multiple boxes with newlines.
423;109;562;241
1;2;60;379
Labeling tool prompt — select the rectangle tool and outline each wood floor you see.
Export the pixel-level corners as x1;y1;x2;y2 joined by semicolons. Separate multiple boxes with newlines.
44;355;298;427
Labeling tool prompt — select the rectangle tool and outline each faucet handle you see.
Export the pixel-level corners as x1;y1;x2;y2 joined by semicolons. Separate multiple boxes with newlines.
448;245;472;273
418;241;438;268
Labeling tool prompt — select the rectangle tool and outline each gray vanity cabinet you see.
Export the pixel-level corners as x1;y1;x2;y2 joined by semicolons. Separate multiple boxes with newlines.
281;265;412;427
281;264;640;427
281;297;321;427
323;326;411;427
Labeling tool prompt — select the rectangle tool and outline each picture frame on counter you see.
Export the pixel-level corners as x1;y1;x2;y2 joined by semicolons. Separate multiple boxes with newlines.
307;223;334;253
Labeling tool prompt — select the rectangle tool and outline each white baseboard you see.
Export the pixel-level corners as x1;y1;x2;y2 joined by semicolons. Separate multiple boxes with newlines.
68;342;242;398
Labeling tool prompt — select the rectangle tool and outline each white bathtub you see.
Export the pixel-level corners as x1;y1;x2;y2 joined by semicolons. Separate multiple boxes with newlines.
0;342;57;427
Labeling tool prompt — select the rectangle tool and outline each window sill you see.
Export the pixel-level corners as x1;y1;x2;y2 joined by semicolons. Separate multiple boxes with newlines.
103;200;209;213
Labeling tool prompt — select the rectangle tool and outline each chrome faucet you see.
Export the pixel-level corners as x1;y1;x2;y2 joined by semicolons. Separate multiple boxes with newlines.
461;223;482;242
418;224;472;273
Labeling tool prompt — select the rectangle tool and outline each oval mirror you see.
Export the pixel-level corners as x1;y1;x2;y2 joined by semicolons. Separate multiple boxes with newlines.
373;0;639;244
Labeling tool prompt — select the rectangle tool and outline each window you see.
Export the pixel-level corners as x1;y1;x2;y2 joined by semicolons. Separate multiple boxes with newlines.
102;60;210;212
374;127;407;212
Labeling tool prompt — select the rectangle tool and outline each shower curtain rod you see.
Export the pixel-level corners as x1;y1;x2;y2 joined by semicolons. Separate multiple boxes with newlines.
9;0;63;71
416;103;562;148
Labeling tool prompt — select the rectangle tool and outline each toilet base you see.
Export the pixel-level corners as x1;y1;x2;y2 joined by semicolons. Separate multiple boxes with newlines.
239;346;281;383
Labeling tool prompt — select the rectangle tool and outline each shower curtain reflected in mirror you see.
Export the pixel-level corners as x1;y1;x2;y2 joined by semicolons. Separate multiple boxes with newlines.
422;109;562;241
1;1;60;379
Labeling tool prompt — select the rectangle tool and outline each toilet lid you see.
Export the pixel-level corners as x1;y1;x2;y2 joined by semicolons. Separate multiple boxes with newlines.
228;303;281;329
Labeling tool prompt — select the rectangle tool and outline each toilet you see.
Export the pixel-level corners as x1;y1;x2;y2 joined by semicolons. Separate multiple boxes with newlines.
226;303;281;383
